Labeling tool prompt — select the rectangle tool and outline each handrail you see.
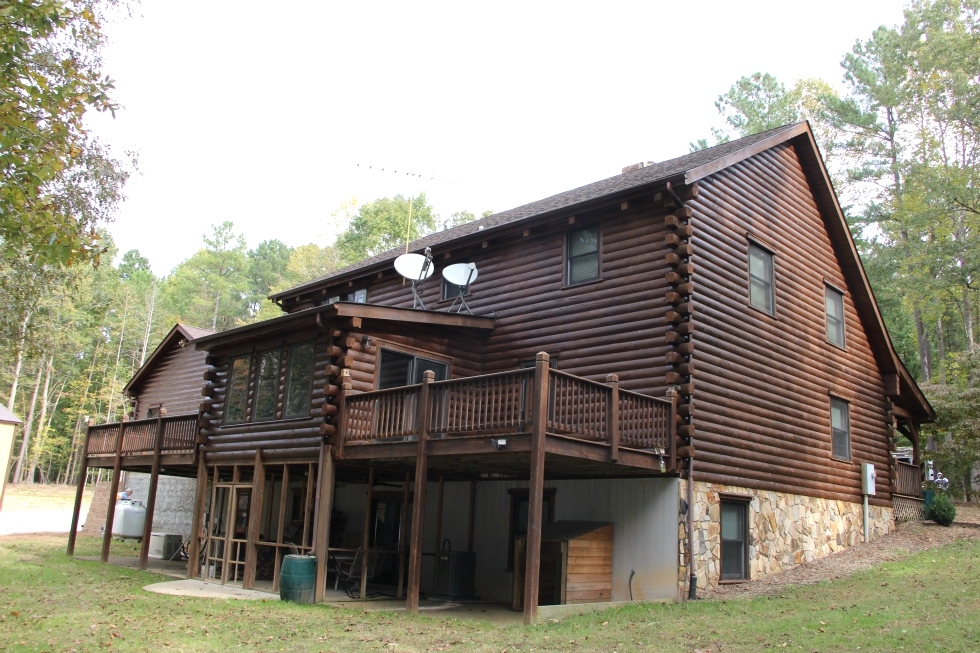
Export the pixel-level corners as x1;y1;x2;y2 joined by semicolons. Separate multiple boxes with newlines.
85;414;198;457
895;460;923;498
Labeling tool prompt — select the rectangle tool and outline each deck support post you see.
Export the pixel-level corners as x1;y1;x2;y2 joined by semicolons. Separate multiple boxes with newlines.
434;476;444;550
523;352;550;625
243;450;265;588
139;415;166;570
359;467;375;599
314;444;335;603
187;448;208;578
397;471;410;599
66;424;91;556
406;370;435;614
606;374;619;463
101;421;127;563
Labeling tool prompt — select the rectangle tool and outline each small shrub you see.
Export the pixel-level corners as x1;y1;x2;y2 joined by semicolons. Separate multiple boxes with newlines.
927;493;957;526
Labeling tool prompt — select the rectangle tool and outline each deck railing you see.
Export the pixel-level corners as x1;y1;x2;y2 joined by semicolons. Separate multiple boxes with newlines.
85;414;199;457
895;460;923;498
340;366;675;463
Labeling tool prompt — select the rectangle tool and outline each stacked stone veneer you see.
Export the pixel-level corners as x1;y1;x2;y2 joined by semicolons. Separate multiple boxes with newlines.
677;480;894;597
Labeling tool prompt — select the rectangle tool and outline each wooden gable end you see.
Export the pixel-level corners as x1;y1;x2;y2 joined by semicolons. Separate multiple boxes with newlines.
689;142;892;505
131;335;210;418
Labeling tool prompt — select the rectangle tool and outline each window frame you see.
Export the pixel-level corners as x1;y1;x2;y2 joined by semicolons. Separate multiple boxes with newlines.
283;341;316;418
747;240;775;316
224;355;252;425
825;284;846;349
252;348;282;422
565;225;600;286
830;396;851;462
719;496;751;582
377;346;450;390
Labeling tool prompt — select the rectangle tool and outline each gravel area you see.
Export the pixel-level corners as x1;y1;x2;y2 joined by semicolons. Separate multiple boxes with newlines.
703;503;980;600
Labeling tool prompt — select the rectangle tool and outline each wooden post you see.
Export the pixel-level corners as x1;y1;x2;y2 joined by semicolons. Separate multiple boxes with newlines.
273;465;290;592
359;467;375;599
314;444;335;603
336;371;351;459
667;387;678;472
101;422;127;563
397;471;410;599
187;448;208;579
606;374;619;463
139;416;166;570
406;370;434;613
434;476;444;550
243;450;265;588
66;425;91;556
523;352;550;624
467;480;477;553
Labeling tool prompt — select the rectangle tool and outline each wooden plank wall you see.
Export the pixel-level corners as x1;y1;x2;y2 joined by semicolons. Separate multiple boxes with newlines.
565;524;613;604
134;342;209;417
689;143;892;505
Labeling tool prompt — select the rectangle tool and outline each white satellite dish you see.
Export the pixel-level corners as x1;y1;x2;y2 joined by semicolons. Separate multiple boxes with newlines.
442;262;478;314
394;248;434;309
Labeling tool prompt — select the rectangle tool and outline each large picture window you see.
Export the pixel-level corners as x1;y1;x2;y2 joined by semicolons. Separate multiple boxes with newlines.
566;226;599;285
831;397;851;461
748;242;775;314
826;286;845;348
253;349;281;421
284;342;315;417
225;356;251;424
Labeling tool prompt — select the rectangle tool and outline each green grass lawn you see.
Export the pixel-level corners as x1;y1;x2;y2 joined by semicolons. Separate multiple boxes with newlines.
1;533;978;652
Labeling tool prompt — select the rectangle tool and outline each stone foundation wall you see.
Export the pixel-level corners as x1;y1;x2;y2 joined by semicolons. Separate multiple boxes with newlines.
122;471;197;537
677;480;894;597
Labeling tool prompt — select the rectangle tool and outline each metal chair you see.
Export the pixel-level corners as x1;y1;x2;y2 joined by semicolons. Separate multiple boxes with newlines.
330;550;383;598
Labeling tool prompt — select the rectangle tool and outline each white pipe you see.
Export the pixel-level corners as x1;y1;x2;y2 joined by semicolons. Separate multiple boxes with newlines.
863;494;869;543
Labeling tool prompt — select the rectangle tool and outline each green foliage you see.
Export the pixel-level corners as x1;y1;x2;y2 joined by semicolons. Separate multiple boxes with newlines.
335;193;436;265
926;492;957;525
0;0;131;267
714;72;801;139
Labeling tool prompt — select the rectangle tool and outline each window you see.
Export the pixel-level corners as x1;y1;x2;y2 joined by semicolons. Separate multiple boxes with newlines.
284;342;315;417
748;242;774;314
507;488;556;570
830;397;851;461
720;499;749;581
377;348;448;389
253;349;281;421
566;226;599;285
825;286;845;348
225;356;251;424
442;277;469;301
316;288;367;306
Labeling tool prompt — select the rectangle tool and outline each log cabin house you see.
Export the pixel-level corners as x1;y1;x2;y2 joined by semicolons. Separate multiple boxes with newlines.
68;122;933;622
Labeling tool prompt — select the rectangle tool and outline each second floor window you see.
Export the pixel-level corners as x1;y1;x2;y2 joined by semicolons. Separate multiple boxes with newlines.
223;341;316;424
253;349;281;421
566;226;599;285
225;356;251;424
830;397;851;461
284;342;315;417
748;242;774;315
826;286;845;348
378;348;448;389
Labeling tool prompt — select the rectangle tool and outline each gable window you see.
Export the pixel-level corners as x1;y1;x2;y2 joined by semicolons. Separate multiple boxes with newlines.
748;242;774;314
830;397;851;461
253;349;281;421
225;356;251;424
825;286;845;348
720;499;749;581
284;342;315;418
378;348;449;389
566;226;599;285
317;288;367;306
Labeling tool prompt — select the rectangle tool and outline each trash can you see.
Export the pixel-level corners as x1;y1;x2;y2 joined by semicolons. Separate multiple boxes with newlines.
924;489;935;510
279;555;316;603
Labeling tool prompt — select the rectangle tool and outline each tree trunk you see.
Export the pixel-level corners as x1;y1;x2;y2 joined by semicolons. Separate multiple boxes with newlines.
936;318;946;385
139;283;158;367
12;363;43;483
963;287;975;350
105;298;129;422
915;307;932;381
27;354;55;484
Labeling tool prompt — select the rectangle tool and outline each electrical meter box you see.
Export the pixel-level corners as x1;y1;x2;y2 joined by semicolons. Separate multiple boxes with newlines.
861;462;877;496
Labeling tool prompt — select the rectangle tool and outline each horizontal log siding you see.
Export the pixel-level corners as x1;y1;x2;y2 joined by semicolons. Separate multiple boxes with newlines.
691;144;892;505
344;204;672;396
134;342;209;417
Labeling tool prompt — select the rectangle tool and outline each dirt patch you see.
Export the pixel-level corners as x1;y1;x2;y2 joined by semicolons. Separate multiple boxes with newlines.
704;503;980;600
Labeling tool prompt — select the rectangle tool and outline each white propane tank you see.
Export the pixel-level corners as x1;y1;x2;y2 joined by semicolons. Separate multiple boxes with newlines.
112;500;146;539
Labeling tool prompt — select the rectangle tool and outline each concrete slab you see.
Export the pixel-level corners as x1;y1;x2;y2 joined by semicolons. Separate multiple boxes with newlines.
145;579;279;601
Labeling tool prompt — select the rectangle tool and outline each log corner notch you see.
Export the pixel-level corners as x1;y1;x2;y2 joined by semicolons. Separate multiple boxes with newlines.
318;328;349;446
663;181;697;469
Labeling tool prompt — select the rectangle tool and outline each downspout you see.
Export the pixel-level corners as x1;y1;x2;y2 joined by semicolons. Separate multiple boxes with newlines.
688;454;696;599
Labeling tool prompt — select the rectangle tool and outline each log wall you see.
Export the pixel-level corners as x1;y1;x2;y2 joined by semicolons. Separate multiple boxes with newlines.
689;144;892;505
134;340;209;417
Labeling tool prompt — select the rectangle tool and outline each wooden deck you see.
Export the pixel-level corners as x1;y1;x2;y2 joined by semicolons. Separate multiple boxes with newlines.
85;414;199;472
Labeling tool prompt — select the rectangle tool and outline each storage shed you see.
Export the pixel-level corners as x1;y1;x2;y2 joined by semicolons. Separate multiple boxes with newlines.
513;521;613;610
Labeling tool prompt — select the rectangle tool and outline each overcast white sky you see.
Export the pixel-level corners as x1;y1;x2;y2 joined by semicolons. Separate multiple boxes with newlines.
88;1;909;274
